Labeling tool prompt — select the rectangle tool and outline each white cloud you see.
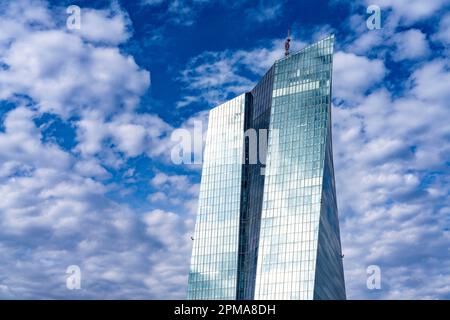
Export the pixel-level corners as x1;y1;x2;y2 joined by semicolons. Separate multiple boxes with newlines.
0;0;196;299
76;8;132;45
74;110;175;164
411;59;450;103
74;159;111;180
74;111;109;156
0;107;71;171
391;29;430;61
326;11;450;299
0;105;195;299
355;138;406;164
147;191;168;202
0;0;53;50
347;30;385;55
151;172;199;196
345;7;436;58
0;107;92;234
0;1;154;174
142;208;194;298
333;51;386;102
366;0;450;25
332;56;450;297
0;29;150;118
433;13;450;45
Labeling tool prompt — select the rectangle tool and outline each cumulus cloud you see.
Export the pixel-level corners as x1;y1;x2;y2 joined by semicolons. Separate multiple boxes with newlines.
345;2;441;58
333;56;450;298
149;172;200;207
410;59;450;103
365;0;450;25
0;29;149;118
75;110;173;158
141;208;194;298
433;13;450;45
0;0;195;299
0;0;184;165
333;51;386;102
75;7;132;44
391;29;430;61
0;91;194;300
0;107;70;172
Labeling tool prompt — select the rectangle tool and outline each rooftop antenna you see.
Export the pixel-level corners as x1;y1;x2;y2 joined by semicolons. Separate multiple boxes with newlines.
284;28;291;57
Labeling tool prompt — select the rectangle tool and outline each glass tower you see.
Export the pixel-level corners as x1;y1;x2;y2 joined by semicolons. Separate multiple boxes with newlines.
187;35;346;300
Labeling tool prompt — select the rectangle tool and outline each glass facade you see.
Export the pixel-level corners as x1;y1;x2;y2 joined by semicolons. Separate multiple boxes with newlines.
187;94;246;299
187;35;345;300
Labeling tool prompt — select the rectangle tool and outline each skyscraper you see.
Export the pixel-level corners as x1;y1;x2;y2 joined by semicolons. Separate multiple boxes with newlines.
187;35;346;300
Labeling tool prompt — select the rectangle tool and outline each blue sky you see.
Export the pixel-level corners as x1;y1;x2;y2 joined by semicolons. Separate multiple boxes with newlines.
0;0;449;299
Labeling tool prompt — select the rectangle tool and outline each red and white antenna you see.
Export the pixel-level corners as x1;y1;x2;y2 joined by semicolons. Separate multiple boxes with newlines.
284;28;291;57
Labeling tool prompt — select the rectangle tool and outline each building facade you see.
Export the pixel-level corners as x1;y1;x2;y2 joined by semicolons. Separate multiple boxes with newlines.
187;35;346;300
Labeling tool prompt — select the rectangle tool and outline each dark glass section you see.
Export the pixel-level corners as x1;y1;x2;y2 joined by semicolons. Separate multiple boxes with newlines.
237;67;274;300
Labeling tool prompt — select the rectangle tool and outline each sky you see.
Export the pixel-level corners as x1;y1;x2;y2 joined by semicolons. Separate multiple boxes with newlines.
0;0;449;299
